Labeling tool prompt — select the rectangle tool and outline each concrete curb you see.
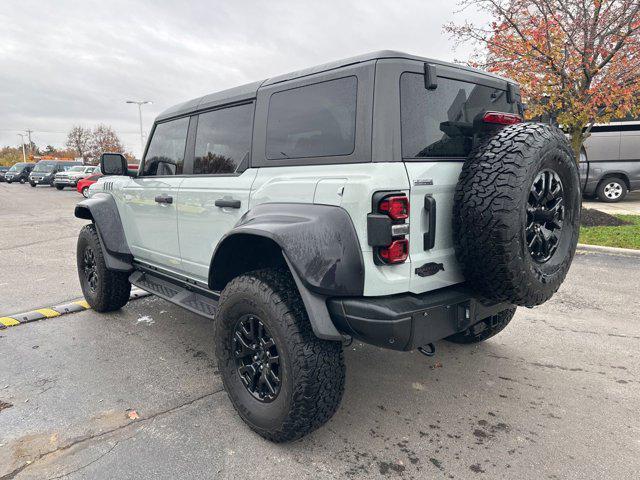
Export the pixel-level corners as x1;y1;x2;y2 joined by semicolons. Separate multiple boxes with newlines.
0;288;151;329
576;243;640;258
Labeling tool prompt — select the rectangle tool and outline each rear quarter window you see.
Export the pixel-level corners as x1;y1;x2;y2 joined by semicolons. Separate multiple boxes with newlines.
401;73;516;159
266;76;357;160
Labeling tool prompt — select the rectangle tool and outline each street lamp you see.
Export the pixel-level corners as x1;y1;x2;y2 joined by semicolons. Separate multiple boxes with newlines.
17;134;26;162
126;100;152;159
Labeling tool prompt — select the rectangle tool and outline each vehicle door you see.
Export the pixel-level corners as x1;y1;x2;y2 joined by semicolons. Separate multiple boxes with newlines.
176;103;257;281
120;116;190;273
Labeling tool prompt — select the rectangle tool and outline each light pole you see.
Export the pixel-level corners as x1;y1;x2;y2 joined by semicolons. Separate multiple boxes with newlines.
126;100;152;159
17;134;26;161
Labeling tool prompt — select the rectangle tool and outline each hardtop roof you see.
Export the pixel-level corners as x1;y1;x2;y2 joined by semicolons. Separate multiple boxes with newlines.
156;50;512;121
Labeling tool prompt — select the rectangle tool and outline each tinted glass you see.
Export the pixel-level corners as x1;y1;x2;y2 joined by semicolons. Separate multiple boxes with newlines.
266;76;357;160
401;73;516;158
194;103;253;174
143;117;189;175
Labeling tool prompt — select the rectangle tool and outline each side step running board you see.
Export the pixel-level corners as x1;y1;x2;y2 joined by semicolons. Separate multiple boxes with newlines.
129;270;219;319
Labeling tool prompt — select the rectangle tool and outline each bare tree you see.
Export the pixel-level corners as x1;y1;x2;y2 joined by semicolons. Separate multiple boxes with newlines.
66;126;92;162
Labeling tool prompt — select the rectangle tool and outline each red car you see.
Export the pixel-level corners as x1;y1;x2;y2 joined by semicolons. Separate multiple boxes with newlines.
76;165;139;197
76;173;102;197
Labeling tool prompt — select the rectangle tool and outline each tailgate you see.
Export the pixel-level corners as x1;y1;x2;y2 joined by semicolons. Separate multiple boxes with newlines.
404;162;464;294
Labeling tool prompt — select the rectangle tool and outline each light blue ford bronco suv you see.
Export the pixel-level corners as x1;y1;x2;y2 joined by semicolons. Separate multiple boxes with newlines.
75;51;581;442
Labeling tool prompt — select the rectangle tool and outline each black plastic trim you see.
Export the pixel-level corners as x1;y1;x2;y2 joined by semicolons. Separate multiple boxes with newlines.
210;203;365;297
327;285;512;351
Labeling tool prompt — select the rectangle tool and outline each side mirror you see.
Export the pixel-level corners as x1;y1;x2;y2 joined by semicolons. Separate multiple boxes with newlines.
100;153;128;176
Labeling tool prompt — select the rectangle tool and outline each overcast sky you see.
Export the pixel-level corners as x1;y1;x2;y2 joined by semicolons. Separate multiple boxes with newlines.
1;0;484;158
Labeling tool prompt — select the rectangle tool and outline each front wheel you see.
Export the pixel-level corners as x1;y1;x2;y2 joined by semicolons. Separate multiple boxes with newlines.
77;224;131;312
30;182;36;187
215;268;345;442
82;186;90;198
55;184;64;190
596;177;627;203
19;178;25;184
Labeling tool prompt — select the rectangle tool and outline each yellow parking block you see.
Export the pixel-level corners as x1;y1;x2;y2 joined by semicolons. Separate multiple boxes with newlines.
0;317;20;327
35;308;61;318
74;300;90;309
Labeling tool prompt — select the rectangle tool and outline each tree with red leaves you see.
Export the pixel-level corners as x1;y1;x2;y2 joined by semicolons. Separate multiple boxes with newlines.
445;0;640;158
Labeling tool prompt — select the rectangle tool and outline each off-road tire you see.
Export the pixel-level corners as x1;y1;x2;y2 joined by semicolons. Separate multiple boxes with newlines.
445;307;516;344
453;123;581;306
77;224;131;312
215;268;345;443
596;176;627;203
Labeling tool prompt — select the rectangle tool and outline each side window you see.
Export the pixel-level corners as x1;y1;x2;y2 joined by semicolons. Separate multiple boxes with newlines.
194;103;253;174
143;117;189;176
266;76;357;160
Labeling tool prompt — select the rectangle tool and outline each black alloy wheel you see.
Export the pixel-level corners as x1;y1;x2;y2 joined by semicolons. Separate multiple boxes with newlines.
82;246;98;293
232;314;281;403
526;169;564;263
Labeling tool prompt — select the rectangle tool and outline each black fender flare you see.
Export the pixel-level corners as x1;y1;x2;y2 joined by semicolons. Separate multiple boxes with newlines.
75;193;133;271
209;203;365;341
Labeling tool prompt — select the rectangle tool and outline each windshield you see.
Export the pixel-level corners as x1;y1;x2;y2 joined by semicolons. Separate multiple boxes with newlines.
69;166;85;172
8;163;28;172
33;162;56;173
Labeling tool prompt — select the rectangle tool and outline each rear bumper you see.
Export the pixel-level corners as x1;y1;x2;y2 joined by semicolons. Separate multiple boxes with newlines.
327;285;512;351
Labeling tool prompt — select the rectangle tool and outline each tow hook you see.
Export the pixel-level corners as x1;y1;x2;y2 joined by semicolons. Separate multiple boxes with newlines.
418;343;436;357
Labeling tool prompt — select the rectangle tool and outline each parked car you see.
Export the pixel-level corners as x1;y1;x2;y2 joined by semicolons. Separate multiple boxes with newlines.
75;51;580;442
0;166;9;182
579;118;640;202
76;165;137;197
77;173;102;197
4;162;35;183
29;160;82;187
53;165;98;190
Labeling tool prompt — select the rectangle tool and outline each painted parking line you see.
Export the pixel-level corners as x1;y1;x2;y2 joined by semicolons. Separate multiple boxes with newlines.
0;288;151;329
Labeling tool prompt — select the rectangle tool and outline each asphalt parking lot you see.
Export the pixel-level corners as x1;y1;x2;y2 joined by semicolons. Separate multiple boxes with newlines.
1;182;639;479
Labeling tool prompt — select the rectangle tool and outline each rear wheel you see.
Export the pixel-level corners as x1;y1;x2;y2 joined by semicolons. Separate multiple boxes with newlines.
19;178;25;184
77;224;131;312
215;268;345;442
596;177;627;203
445;308;516;344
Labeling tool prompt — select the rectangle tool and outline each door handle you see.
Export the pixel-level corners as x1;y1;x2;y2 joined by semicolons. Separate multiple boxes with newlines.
215;198;241;209
423;194;436;250
155;194;173;204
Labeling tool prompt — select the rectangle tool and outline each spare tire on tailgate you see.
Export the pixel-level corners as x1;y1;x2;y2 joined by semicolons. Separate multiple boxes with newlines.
453;122;581;307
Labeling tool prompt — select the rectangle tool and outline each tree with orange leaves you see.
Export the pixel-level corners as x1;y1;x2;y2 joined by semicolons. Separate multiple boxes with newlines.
445;0;640;159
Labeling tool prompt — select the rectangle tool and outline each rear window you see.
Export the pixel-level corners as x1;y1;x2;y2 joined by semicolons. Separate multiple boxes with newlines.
401;73;516;158
266;76;357;160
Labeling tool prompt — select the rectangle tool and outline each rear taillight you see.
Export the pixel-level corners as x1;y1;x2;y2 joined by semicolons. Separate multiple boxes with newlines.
379;239;409;264
368;192;410;265
378;195;409;220
482;111;522;125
